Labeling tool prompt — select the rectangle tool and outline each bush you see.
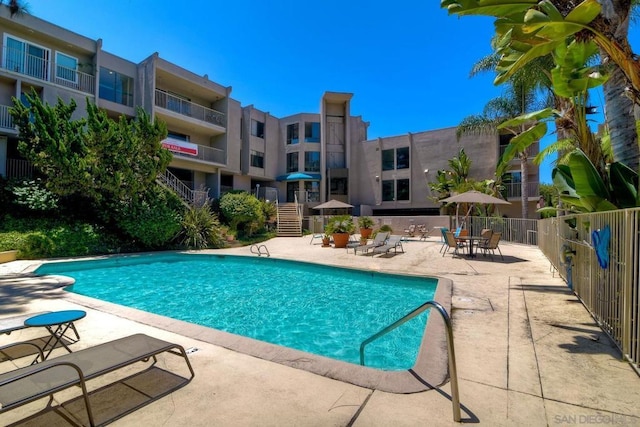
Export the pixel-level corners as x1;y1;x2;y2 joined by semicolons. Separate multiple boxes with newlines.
19;233;55;259
177;204;224;249
9;179;58;211
219;192;265;237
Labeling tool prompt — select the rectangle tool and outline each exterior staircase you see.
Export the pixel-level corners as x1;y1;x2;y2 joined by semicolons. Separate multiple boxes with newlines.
157;169;208;207
276;202;303;237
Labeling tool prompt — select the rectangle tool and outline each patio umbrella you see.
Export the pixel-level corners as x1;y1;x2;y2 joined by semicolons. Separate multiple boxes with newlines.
312;199;354;217
441;191;510;227
312;199;354;210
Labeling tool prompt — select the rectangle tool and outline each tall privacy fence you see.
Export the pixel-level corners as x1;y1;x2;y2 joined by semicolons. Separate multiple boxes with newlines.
538;209;640;374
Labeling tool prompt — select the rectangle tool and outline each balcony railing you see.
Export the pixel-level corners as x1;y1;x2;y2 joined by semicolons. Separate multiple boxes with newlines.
503;181;539;199
0;104;14;130
2;45;95;95
154;90;225;128
6;158;33;179
168;142;226;165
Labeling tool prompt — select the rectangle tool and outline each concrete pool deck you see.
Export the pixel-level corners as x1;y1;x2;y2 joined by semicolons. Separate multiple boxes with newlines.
1;236;639;426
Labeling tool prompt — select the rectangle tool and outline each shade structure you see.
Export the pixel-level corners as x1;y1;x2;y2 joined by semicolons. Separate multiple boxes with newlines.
276;172;321;181
312;199;354;210
441;191;510;205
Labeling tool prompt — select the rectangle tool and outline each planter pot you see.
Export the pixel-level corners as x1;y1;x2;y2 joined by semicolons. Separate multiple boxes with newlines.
332;233;350;248
322;238;331;247
360;228;373;239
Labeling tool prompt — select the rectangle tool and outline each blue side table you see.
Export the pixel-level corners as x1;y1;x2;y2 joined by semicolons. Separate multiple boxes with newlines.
24;310;86;362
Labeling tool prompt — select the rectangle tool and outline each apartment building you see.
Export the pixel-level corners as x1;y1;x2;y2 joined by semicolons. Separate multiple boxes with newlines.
0;5;539;218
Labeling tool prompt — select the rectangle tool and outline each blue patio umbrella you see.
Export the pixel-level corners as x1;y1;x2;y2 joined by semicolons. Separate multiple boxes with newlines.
276;172;321;181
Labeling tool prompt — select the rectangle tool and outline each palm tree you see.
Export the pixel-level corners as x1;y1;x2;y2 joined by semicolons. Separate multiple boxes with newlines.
1;0;28;16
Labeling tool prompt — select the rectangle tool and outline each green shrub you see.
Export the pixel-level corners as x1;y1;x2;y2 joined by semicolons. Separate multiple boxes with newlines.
219;192;265;237
9;179;58;211
20;233;56;259
177;204;224;249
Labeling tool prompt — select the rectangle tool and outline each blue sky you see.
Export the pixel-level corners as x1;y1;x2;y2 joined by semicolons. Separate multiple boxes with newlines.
31;1;639;183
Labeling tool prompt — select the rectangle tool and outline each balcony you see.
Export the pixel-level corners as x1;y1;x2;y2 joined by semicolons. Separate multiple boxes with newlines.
1;45;95;95
163;139;226;166
503;181;539;199
154;90;225;128
0;104;14;130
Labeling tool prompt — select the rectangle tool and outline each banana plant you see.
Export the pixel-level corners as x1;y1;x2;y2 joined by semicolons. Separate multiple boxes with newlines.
552;148;638;212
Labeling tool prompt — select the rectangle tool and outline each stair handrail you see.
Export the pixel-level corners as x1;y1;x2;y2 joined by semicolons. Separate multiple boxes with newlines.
157;169;208;206
359;301;461;422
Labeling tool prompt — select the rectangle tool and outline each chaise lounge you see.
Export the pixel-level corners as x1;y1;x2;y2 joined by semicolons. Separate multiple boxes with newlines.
353;232;388;255
373;235;405;256
0;333;195;426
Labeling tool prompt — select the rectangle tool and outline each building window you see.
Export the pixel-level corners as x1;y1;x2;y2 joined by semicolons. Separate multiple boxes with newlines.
396;147;410;169
305;181;320;202
304;122;320;142
287;123;299;145
167;131;190;141
286;152;299;173
99;67;133;106
397;179;410;200
382;149;394;171
330;178;348;196
381;179;410;201
251;119;265;138
499;134;513;157
250;150;264;168
55;52;77;83
382;147;410;170
4;35;50;80
304;151;320;172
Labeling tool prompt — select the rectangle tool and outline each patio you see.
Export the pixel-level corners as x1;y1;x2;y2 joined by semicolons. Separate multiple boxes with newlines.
1;236;639;426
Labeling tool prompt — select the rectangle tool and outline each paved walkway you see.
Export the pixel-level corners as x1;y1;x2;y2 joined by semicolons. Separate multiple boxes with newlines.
1;236;639;426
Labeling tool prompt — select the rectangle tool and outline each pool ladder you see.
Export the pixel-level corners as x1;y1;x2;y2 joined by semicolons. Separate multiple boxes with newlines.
359;301;461;422
250;244;270;257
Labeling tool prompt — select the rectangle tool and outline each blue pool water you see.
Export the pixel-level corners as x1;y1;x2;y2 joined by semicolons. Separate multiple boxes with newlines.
36;253;437;370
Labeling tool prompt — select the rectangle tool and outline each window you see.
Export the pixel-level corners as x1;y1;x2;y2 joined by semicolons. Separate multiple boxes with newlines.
304;122;320;142
381;179;411;201
396;147;410;169
55;52;77;83
286;152;299;172
286;123;299;144
250;150;264;168
330;178;348;196
4;35;50;80
382;149;394;171
166;91;191;116
99;67;133;106
305;181;320;202
304;152;320;172
382;180;394;201
251;119;265;138
167;131;190;141
382;147;410;170
397;179;410;200
499;134;513;157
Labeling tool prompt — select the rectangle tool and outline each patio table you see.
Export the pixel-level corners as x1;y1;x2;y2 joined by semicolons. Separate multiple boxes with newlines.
24;310;86;363
455;236;487;258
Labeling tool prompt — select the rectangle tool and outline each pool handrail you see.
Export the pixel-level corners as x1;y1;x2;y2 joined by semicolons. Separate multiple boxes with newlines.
250;244;270;257
359;300;461;422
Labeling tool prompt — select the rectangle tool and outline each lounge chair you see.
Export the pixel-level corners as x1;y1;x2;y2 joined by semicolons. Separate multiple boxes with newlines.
0;311;50;335
478;231;504;260
0;333;195;426
373;235;404;255
443;231;465;257
353;232;388;255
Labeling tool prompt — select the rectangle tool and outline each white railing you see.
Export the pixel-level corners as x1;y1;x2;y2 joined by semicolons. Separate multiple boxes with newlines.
6;158;33;179
169;142;226;165
2;45;95;95
0;104;14;129
157;169;208;206
467;216;539;245
502;181;539;199
154;90;225;128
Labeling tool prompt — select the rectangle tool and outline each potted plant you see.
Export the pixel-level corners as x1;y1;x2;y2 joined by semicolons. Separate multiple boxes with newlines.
358;216;374;239
321;232;331;247
325;215;355;248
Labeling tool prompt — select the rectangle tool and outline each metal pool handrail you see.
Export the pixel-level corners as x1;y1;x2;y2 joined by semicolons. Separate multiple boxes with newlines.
359;300;461;422
250;244;270;257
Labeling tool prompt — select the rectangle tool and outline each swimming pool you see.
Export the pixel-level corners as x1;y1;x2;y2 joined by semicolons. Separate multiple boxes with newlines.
36;253;437;371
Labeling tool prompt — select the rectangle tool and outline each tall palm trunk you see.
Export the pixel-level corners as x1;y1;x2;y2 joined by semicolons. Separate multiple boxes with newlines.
604;65;639;170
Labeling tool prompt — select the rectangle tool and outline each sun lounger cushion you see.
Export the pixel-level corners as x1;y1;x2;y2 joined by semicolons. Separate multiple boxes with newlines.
0;333;194;415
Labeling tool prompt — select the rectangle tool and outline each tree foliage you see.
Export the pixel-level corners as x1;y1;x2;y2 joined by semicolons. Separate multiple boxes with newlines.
219;192;265;237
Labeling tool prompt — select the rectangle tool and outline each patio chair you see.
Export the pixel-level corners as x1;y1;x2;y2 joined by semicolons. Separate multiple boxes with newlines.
373;235;405;255
443;231;465;257
0;333;195;427
0;311;50;335
403;224;416;238
439;227;450;253
354;232;388;255
478;231;503;260
346;233;361;253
